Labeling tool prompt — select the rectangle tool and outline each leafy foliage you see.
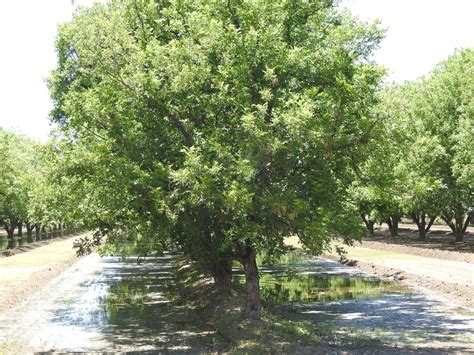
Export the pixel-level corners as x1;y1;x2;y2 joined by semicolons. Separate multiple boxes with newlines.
49;0;385;259
0;129;81;239
353;48;473;241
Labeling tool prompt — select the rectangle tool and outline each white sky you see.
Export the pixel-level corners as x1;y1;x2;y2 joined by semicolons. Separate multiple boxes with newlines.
0;0;473;142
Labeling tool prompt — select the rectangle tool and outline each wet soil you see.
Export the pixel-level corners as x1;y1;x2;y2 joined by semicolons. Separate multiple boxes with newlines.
229;252;474;353
0;254;217;353
327;233;474;308
1;235;473;353
257;254;474;353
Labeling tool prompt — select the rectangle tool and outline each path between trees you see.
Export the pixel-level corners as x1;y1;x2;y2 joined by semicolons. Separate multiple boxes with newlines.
1;248;472;353
0;234;82;313
0;235;473;352
339;245;473;285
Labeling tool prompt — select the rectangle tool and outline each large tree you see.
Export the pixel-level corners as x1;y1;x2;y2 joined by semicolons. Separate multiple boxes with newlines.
379;83;445;240
425;49;473;242
49;0;385;319
395;49;473;242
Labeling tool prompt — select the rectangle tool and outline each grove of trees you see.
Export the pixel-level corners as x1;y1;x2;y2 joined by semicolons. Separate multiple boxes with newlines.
0;129;81;249
351;48;473;242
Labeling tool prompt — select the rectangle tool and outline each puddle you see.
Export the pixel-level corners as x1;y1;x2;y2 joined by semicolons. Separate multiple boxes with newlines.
101;273;163;320
234;273;410;303
0;254;214;352
233;251;411;303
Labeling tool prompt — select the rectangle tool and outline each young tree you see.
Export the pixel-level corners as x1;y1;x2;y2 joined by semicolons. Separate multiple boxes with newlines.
49;0;385;319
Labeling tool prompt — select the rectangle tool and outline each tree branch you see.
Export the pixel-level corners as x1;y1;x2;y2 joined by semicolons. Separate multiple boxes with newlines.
462;212;472;233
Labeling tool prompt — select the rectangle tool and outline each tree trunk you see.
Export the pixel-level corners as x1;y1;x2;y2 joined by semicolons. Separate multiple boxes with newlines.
212;259;233;287
7;238;17;249
42;225;48;239
361;215;375;235
412;213;435;241
5;225;15;239
240;247;261;320
454;230;464;242
26;223;34;242
386;214;399;237
35;224;41;240
442;212;470;243
18;222;23;238
418;228;427;241
5;220;17;249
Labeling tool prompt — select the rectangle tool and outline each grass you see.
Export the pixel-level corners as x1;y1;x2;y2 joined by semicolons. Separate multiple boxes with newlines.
285;235;418;260
170;257;323;353
0;236;82;288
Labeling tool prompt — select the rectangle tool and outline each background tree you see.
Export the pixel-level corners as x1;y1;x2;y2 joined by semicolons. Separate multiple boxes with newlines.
0;130;36;247
0;129;81;246
380;83;444;240
424;49;473;241
366;49;473;242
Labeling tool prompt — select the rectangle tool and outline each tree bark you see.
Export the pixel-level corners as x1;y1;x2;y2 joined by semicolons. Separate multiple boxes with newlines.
18;222;23;238
212;259;233;287
454;230;464;242
26;223;35;242
361;214;375;235
240;247;261;320
4;219;17;240
5;219;17;249
441;213;471;243
5;224;15;239
386;214;399;237
7;238;17;249
41;225;48;239
412;213;435;241
35;224;42;240
418;228;427;240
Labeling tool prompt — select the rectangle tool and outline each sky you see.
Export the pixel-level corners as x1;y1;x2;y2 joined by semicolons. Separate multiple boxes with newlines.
0;0;473;142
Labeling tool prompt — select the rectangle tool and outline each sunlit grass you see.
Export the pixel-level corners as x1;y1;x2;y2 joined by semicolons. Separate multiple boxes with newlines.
0;236;84;285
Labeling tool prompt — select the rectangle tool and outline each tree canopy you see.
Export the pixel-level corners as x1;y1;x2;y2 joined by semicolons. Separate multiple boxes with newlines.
0;129;80;247
48;0;387;318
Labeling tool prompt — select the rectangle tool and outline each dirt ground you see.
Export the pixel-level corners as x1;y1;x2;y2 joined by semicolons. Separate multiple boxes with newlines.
0;234;86;314
367;223;474;254
339;256;473;308
0;233;83;257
